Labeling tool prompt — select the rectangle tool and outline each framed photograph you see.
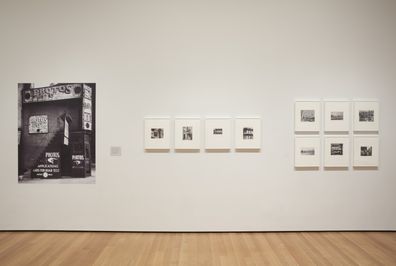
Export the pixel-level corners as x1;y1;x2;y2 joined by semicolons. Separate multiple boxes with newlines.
324;136;350;168
295;101;321;132
353;101;379;132
294;136;320;167
324;101;350;132
144;117;171;150
353;136;379;167
174;117;201;150
235;117;261;150
205;117;232;150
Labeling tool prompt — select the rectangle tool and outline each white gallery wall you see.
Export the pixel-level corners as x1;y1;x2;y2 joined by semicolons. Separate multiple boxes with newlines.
1;0;396;231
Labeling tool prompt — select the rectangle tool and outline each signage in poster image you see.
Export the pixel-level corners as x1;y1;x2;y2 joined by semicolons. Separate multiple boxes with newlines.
32;152;61;178
23;84;82;103
29;115;48;134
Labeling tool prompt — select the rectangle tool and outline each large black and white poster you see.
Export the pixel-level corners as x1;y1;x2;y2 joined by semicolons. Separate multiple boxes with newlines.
18;83;96;184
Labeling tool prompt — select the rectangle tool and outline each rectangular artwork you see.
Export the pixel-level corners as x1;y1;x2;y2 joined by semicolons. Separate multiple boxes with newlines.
205;117;232;150
353;136;379;167
295;101;321;132
324;101;350;132
234;117;261;150
174;117;201;150
324;136;350;167
294;137;320;167
353;101;379;132
18;83;96;183
144;117;171;150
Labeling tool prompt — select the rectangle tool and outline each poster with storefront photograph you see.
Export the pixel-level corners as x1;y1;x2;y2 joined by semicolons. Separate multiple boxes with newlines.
18;83;96;184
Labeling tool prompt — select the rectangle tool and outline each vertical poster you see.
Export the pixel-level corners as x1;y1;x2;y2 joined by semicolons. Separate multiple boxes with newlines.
18;83;96;184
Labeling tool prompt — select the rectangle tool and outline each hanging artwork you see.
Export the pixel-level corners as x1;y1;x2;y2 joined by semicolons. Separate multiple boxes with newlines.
324;101;350;132
294;136;320;167
235;117;261;150
174;117;201;150
18;83;96;183
205;117;232;150
144;117;171;150
353;136;379;167
353;101;379;132
295;101;321;132
324;136;350;167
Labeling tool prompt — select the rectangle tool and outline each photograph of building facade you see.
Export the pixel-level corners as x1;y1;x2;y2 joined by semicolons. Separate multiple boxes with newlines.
18;83;96;184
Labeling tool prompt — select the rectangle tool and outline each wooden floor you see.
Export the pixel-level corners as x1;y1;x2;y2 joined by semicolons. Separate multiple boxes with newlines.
0;232;395;265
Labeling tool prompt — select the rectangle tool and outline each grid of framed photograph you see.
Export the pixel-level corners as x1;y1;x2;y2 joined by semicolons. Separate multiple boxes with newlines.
144;117;171;150
174;117;201;150
205;117;232;150
294;136;320;168
295;99;379;170
234;117;261;150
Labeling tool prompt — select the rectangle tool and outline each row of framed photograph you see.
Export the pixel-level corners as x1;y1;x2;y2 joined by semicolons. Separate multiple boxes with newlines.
295;99;379;132
144;117;261;150
295;136;379;168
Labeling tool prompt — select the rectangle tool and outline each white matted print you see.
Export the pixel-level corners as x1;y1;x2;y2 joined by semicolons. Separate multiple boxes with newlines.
205;117;231;150
324;101;350;132
295;101;321;132
324;136;350;167
353;101;379;132
175;118;201;150
353;136;379;167
235;117;261;150
295;136;320;167
144;117;171;150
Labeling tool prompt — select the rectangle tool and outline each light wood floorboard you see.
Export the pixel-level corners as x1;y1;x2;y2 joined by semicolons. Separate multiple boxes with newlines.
0;232;395;265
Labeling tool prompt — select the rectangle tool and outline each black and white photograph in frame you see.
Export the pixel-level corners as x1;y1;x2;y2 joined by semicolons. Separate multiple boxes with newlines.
151;128;164;139
301;110;315;122
205;117;232;150
353;100;379;132
243;127;254;139
324;101;350;132
294;136;320;168
324;136;350;168
144;117;171;150
18;83;96;184
295;101;321;132
234;117;261;150
353;136;379;167
234;116;261;151
174;117;201;150
182;126;193;140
